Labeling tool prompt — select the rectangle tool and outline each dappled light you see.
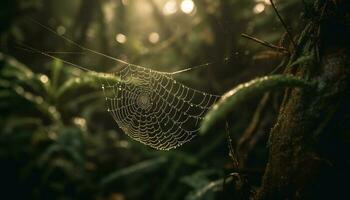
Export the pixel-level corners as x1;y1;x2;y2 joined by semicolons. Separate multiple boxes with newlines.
1;0;349;199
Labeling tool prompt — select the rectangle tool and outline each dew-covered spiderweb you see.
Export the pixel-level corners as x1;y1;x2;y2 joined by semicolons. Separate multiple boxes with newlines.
102;64;220;150
24;19;222;150
20;43;221;150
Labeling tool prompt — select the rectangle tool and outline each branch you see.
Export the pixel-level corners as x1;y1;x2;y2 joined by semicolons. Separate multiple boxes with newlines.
241;33;289;54
200;75;315;134
269;0;297;49
225;121;239;169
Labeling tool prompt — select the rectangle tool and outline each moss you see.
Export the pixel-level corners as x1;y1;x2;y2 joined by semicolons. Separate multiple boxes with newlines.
200;75;314;134
256;1;350;197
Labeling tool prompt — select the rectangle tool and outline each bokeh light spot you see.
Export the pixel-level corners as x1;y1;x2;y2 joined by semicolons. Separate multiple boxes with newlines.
148;32;160;44
255;0;271;5
163;0;178;15
40;75;49;84
73;117;87;128
181;0;195;14
253;3;265;14
122;0;129;6
56;26;66;36
116;33;127;44
264;0;271;5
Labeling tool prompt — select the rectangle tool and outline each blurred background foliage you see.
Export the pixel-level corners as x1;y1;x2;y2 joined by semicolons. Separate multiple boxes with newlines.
0;0;305;199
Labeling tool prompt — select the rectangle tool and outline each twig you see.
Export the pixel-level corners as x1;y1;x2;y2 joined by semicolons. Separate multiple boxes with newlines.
225;121;252;199
241;33;289;54
314;1;329;63
237;93;270;166
225;121;239;169
269;0;297;49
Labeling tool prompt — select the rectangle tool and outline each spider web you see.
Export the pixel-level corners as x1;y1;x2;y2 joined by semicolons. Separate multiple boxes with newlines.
102;64;220;150
24;20;223;150
18;44;220;151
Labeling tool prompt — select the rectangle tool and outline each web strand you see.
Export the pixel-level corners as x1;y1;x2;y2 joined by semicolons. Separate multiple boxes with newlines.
103;65;220;150
18;44;221;150
17;44;93;72
23;19;223;150
29;18;235;75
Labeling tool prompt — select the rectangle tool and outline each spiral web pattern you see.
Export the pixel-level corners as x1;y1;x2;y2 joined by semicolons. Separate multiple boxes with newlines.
102;65;220;150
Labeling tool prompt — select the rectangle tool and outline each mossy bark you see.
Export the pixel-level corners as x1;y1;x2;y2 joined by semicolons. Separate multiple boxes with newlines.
256;1;350;199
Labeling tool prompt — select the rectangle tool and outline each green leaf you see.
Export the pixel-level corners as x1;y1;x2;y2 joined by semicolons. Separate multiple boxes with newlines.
51;59;63;91
180;169;219;189
99;157;167;187
200;75;314;134
12;84;61;123
56;72;120;98
183;175;233;200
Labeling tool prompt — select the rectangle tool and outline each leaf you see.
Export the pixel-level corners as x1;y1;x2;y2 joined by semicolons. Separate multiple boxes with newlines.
39;127;85;167
2;117;42;133
1;54;50;95
56;72;119;98
200;75;314;134
183;176;233;200
51;59;63;91
99;157;167;187
288;54;314;68
180;169;219;189
11;84;61;123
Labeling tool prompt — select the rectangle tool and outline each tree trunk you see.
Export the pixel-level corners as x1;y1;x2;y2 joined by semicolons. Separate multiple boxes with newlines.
256;1;350;199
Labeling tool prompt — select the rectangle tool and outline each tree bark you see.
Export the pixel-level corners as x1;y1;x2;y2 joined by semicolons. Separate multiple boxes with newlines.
256;1;350;199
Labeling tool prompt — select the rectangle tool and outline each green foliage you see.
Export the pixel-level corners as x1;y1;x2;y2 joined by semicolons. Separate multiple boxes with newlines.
100;157;168;187
181;170;232;200
0;54;235;199
0;53;103;199
200;75;314;134
0;0;306;199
